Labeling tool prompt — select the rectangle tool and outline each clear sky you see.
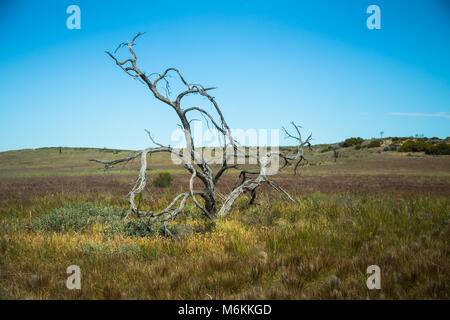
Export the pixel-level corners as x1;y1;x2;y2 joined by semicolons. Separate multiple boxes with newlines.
0;0;449;151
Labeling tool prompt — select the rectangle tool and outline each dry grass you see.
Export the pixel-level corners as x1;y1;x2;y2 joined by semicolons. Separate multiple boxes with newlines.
0;147;449;299
0;192;448;299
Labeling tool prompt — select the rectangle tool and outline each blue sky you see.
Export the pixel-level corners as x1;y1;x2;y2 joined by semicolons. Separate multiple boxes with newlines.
0;0;449;151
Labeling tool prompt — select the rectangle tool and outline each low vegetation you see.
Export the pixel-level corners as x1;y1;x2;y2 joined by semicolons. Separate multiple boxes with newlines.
1;193;448;299
0;140;448;299
398;140;450;155
152;172;173;188
343;137;364;148
367;140;381;148
31;203;126;233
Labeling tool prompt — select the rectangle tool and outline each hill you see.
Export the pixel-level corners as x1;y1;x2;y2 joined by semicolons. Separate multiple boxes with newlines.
0;137;449;178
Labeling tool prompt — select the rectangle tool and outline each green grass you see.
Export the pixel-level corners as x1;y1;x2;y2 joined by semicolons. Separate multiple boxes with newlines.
0;144;449;299
0;147;182;178
0;193;448;299
1;144;449;179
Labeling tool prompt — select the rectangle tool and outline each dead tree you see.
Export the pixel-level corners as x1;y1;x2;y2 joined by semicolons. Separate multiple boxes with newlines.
333;147;339;162
90;33;311;234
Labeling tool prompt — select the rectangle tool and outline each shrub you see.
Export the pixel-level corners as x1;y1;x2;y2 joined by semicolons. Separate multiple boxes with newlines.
101;221;123;239
123;220;158;237
31;203;181;238
343;137;364;148
101;219;178;238
152;172;173;188
437;143;450;155
354;144;362;150
368;140;381;148
425;143;450;155
398;140;415;152
415;140;431;152
31;203;126;233
399;140;429;152
398;140;450;155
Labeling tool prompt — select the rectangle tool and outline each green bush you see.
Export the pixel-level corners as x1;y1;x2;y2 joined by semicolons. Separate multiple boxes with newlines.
398;140;450;155
31;203;126;233
368;140;381;148
31;203;182;238
426;143;450;155
101;221;123;239
392;137;408;142
102;219;178;238
343;137;364;148
123;220;158;237
398;140;415;152
152;172;173;188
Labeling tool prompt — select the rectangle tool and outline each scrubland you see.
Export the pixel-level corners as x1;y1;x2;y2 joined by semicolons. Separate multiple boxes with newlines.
0;144;448;299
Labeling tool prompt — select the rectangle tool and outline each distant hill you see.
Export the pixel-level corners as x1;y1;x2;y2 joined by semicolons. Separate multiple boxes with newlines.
0;137;448;178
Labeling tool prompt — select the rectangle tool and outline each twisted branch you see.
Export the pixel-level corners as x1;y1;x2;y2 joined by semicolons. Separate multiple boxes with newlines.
92;33;313;231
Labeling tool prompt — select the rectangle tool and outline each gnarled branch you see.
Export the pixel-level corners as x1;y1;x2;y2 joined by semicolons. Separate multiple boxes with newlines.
92;33;313;231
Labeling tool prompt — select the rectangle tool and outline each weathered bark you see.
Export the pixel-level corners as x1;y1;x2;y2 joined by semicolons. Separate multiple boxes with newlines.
90;33;312;232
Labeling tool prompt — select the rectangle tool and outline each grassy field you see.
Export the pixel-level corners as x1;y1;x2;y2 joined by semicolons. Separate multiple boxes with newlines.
0;142;449;299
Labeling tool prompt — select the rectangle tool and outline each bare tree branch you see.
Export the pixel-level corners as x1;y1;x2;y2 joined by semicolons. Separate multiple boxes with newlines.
92;33;313;230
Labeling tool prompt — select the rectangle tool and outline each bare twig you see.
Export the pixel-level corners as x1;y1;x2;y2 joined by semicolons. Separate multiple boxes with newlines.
92;33;312;229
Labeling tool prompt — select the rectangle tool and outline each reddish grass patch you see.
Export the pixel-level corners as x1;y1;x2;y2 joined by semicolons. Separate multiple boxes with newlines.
1;171;448;206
